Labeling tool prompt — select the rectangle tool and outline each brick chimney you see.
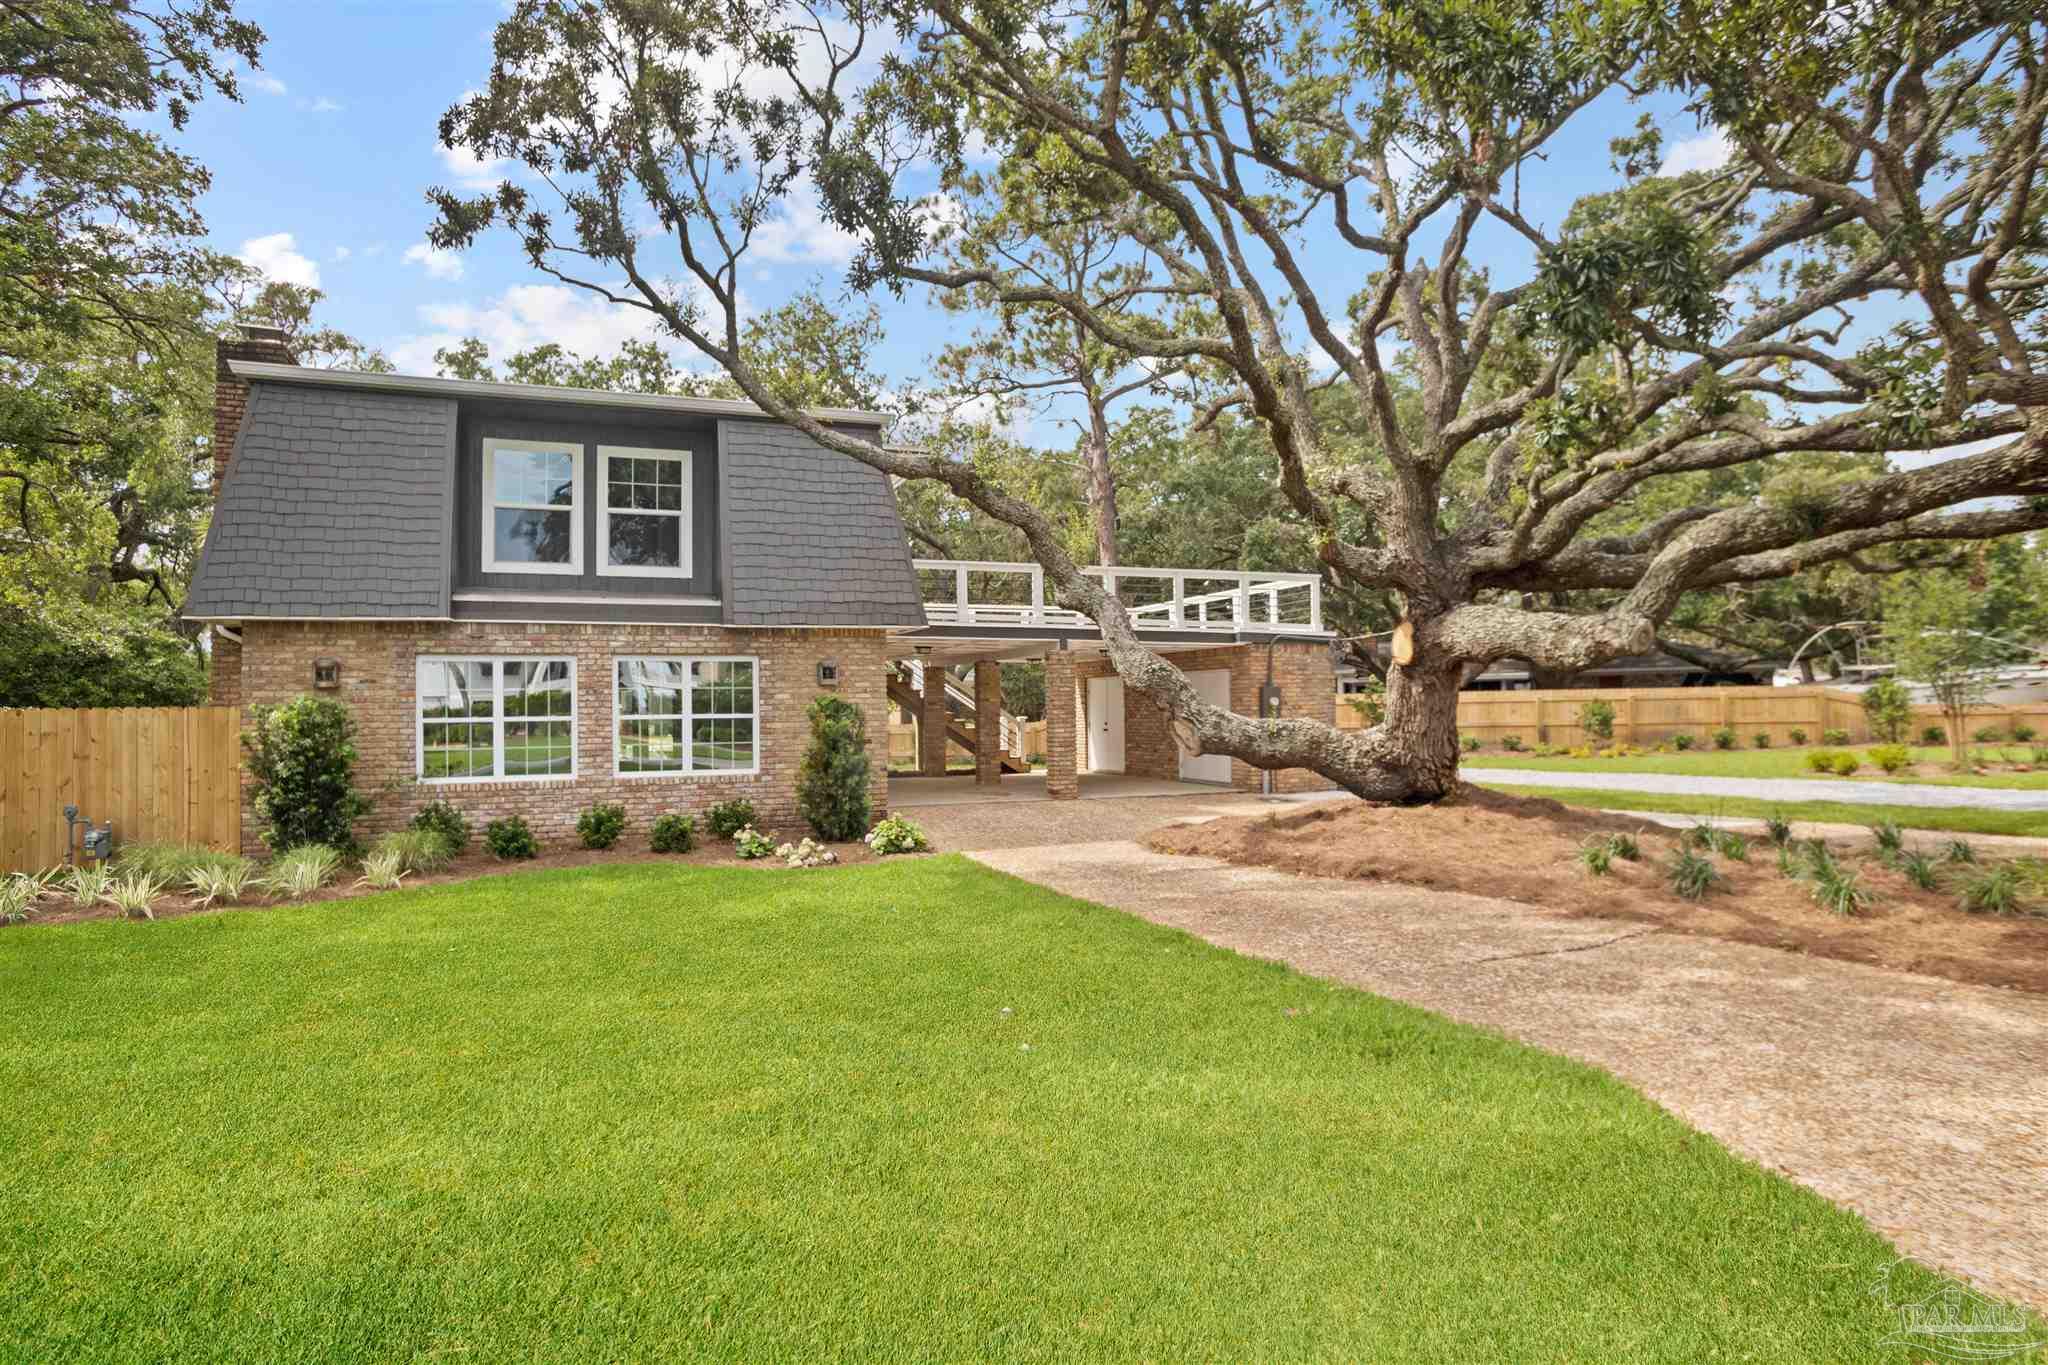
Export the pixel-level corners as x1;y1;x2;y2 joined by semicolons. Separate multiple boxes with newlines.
213;319;296;492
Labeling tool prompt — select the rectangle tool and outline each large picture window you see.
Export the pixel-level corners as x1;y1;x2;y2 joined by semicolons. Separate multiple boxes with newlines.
615;656;757;775
418;656;577;781
484;438;582;573
599;445;691;576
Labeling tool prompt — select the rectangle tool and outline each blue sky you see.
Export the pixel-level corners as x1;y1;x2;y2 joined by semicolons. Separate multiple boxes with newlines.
182;0;1737;423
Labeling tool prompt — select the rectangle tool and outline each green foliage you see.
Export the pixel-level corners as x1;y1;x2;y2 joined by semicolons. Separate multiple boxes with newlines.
2013;724;2037;743
1869;745;1911;775
1711;830;1747;862
1972;726;2003;744
354;849;410;891
410;801;472;855
796;695;871;842
105;872;162;920
1786;728;1806;746
0;871;53;924
1577;700;1615;741
1605;832;1640;862
371;829;453;876
267;845;341;899
1519;204;1728;354
732;825;776;860
1682;819;1716;851
1896;852;1938;892
242;697;371;854
0;617;204;707
1460;734;1481;752
576;803;628;851
62;863;112;907
1499;734;1524;752
1828;752;1860;777
484;817;539;861
1804;749;1839;773
1750;732;1770;749
1710;727;1736;751
1763;812;1793;847
1666;849;1721;901
1958;865;2024;916
1869;820;1903;855
1944;838;1977;865
1577;840;1613;876
1807;863;1870;918
864;814;930;855
1859;678;1912;744
1671;732;1696;751
650;813;696;854
1886;572;2033;763
705;799;758;840
1820;729;1849;746
1919;725;1947;746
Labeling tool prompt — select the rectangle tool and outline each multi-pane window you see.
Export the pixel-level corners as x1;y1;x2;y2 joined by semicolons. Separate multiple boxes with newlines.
484;439;581;572
615;656;757;775
599;446;691;576
417;656;576;781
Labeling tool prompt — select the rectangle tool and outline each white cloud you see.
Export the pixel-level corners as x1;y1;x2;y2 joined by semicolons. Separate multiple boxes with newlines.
750;187;862;267
298;96;343;114
239;232;320;289
402;242;466;282
332;246;352;262
1661;127;1733;177
388;283;683;374
248;71;287;97
437;116;510;191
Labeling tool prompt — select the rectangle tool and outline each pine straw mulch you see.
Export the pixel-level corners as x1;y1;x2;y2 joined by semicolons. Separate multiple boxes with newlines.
1141;785;2048;994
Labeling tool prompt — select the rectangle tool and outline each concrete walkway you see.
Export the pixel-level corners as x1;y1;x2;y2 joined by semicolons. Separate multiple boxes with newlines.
890;771;1229;807
1467;765;2048;811
970;836;2048;1313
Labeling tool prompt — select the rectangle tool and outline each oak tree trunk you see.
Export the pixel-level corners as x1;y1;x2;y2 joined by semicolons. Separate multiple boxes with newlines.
1374;659;1466;801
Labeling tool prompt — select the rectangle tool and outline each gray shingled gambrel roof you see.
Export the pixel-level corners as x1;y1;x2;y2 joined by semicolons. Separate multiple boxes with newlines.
186;383;456;619
719;420;927;628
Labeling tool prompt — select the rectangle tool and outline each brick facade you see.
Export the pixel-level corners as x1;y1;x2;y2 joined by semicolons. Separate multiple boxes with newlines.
1076;642;1338;793
212;325;296;491
1043;650;1078;799
234;620;893;856
209;630;243;708
973;658;1002;785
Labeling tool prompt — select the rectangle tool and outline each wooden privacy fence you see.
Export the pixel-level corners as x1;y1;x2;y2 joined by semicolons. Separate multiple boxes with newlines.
0;708;242;873
1332;685;2048;748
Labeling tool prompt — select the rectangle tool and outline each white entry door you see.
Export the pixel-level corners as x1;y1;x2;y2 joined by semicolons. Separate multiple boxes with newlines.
1087;675;1125;772
1178;669;1234;784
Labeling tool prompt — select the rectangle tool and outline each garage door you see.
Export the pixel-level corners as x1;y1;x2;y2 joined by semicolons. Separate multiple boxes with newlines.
1178;669;1234;784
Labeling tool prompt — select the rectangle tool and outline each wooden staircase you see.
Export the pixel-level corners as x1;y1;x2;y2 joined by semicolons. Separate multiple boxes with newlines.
888;667;1031;775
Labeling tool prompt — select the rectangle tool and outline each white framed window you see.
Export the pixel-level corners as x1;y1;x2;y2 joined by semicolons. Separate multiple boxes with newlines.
614;655;758;776
417;656;577;782
483;438;583;574
598;445;692;577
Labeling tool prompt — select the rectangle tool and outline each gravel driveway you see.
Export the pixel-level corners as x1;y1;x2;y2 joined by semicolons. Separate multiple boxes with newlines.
1467;766;2048;810
948;807;2048;1315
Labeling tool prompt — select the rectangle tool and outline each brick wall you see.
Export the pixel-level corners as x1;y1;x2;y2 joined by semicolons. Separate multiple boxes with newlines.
213;326;296;490
1077;643;1338;793
235;620;893;855
209;630;242;707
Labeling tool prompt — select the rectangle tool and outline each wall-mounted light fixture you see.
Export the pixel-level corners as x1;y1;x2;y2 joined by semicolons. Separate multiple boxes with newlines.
312;658;342;689
816;660;841;688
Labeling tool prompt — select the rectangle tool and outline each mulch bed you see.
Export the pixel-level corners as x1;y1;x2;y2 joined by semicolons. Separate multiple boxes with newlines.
16;836;889;929
1142;785;2048;994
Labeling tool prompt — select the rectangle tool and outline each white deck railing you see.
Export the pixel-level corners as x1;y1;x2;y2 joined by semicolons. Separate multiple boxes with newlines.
913;560;1326;635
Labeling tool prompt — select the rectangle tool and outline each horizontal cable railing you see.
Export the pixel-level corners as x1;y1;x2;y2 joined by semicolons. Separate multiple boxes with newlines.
912;560;1325;635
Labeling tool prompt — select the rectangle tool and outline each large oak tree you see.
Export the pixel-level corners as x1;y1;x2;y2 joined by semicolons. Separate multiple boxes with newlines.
432;0;2048;800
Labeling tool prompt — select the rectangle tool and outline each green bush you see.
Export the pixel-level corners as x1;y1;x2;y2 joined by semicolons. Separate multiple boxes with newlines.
1671;732;1696;751
1820;728;1849;746
796;695;871;841
1786;727;1807;746
1499;734;1523;752
267;845;342;899
733;825;776;860
1959;865;2024;915
1577;699;1616;742
484;816;538;860
1896;852;1938;891
1577;840;1613;876
1459;734;1481;753
1804;749;1839;773
650;812;696;854
243;696;372;854
1868;744;1910;775
1666;849;1720;901
1750;732;1771;749
2013;723;2037;743
1828;751;1861;776
410;801;472;854
1763;811;1792;846
864;814;930;855
371;829;453;875
1870;819;1903;854
1972;726;2004;744
1919;725;1947;746
1710;726;1737;751
1859;677;1911;744
705;798;757;840
576;803;627;850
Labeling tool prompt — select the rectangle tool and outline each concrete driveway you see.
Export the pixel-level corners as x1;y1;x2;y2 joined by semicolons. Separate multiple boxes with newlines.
1467;766;2048;811
968;833;2048;1314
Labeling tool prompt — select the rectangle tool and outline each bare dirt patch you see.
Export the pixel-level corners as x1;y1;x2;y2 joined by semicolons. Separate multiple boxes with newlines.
1143;786;2048;994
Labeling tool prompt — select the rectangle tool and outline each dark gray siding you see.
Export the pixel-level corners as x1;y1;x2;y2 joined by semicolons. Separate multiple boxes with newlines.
720;420;926;627
186;384;454;618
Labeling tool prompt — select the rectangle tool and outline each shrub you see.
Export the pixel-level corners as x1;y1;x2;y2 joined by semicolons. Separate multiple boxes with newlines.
1671;732;1696;751
576;803;627;850
1682;819;1717;851
410;801;472;855
1710;726;1736;750
105;873;162;920
775;836;839;868
63;863;112;908
796;695;871;841
1578;840;1613;876
650;812;696;854
1712;829;1748;862
1828;752;1861;776
1869;744;1911;775
2034;746;2048;767
733;825;776;860
1774;844;1802;879
1918;725;1947;746
1763;811;1793;846
865;814;930;855
1869;819;1904;855
1896;852;1938;891
267;845;342;898
705;798;757;840
0;872;53;925
1804;748;1840;773
1972;725;2004;744
1605;831;1641;862
1667;849;1721;901
1820;728;1849;746
371;829;453;875
1959;865;2024;915
1943;837;1977;864
484;816;538;860
354;848;410;891
1786;727;1807;746
1809;864;1870;917
1459;734;1481;753
243;696;372;854
1860;677;1911;744
183;858;259;907
2014;723;2037;743
1499;734;1524;752
1577;699;1616;741
1750;732;1771;749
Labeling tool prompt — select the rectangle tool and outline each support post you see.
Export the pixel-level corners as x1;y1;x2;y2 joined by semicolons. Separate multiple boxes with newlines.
920;661;949;778
974;658;1003;786
1044;650;1078;800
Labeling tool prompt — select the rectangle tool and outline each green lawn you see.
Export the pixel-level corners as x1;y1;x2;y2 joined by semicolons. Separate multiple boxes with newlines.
1470;744;2048;789
0;859;1966;1360
1482;782;2048;838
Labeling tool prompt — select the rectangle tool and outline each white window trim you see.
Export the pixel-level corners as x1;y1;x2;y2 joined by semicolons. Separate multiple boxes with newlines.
596;444;694;579
613;654;761;779
416;654;579;785
482;437;584;575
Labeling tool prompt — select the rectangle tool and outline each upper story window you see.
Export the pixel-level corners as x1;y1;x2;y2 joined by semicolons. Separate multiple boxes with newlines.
484;438;582;574
600;445;691;577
